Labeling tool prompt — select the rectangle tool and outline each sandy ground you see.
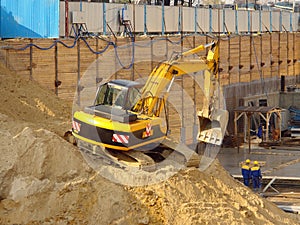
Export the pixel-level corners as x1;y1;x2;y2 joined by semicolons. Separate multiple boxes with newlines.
0;63;300;225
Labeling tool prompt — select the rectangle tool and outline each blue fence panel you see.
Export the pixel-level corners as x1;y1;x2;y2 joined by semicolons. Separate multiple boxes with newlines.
0;0;59;38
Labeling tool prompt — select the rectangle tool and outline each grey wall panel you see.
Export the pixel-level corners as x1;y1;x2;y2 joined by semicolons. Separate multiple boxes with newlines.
251;11;260;31
291;13;297;31
69;3;81;13
196;9;209;33
224;10;235;33
107;3;124;34
85;3;104;33
211;10;221;32
146;6;163;32
293;13;299;31
272;13;280;31
66;2;83;35
183;7;195;32
219;10;226;33
60;2;82;36
282;12;290;31
261;11;270;32
59;2;65;36
134;5;146;33
237;11;248;33
164;6;179;32
281;11;291;31
70;2;104;34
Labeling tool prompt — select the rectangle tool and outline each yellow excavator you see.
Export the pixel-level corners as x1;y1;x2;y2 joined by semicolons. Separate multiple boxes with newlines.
69;41;228;168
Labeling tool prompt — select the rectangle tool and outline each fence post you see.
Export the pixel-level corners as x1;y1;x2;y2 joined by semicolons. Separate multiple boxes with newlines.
270;11;272;33
77;38;81;106
96;38;100;81
194;7;197;34
144;3;147;35
103;2;106;35
209;7;212;33
249;35;252;94
180;74;186;143
5;49;9;69
259;8;262;33
279;10;282;32
235;9;238;34
55;41;59;96
192;36;198;144
150;36;153;70
29;39;33;80
278;30;281;92
178;6;182;34
162;3;165;35
289;12;292;32
287;32;289;76
293;30;295;77
238;35;241;84
260;34;263;92
223;8;225;34
114;38;118;79
247;10;250;34
228;35;231;84
65;0;69;38
269;30;273;78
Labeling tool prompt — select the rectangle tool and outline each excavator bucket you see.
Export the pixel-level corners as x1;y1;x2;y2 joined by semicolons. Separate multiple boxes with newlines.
197;109;228;146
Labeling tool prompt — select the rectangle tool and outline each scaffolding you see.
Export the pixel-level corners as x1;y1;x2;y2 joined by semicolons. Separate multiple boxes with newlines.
234;106;282;152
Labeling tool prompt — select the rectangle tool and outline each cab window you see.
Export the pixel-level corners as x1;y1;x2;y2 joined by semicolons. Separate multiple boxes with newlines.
94;84;108;105
125;87;141;110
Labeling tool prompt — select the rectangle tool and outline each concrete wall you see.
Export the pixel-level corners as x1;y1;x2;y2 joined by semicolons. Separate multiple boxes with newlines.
280;92;300;109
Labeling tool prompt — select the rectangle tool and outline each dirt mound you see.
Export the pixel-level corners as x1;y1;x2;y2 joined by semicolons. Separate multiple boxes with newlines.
129;164;299;225
0;63;71;136
0;114;150;224
0;63;299;224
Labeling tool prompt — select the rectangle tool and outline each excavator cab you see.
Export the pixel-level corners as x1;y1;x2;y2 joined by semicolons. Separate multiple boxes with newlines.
81;79;144;124
94;80;142;111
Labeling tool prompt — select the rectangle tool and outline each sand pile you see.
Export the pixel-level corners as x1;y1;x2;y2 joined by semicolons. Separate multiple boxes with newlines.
0;115;150;224
0;64;299;224
0;63;71;137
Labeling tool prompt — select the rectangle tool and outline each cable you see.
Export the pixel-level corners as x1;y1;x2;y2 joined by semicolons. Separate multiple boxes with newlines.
2;37;80;51
81;36;115;54
114;42;135;69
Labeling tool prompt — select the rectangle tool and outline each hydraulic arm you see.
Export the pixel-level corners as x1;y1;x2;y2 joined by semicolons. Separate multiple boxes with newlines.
132;42;219;117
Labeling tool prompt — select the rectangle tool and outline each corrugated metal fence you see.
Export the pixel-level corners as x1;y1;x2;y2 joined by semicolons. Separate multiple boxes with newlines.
0;0;59;38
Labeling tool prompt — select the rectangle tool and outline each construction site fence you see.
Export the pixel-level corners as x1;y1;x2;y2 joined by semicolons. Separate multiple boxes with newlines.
60;2;300;37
